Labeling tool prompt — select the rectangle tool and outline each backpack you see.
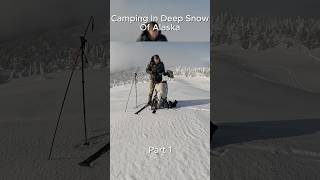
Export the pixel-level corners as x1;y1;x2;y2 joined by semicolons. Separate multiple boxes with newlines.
151;95;178;110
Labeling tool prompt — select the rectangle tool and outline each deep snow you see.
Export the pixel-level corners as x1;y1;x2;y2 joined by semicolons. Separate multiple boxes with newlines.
1;45;320;180
0;70;109;180
110;77;210;180
212;45;320;180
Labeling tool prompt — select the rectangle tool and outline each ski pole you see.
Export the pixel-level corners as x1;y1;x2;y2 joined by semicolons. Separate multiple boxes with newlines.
135;73;138;108
125;74;135;112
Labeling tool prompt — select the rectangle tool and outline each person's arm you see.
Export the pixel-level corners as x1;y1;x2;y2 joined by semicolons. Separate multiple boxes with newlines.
146;63;153;74
160;63;166;75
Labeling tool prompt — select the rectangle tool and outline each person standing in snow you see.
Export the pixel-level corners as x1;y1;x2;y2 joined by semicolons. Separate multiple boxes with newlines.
146;54;177;109
146;54;166;105
137;22;168;41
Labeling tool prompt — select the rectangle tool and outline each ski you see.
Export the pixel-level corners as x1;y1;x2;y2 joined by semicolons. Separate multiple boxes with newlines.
135;100;178;115
134;104;149;114
78;161;92;167
79;143;109;167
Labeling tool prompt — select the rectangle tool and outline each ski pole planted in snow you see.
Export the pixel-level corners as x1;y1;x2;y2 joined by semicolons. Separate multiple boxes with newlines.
135;72;138;108
125;73;137;112
48;16;95;160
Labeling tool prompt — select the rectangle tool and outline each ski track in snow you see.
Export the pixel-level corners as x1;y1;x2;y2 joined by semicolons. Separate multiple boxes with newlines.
110;77;210;180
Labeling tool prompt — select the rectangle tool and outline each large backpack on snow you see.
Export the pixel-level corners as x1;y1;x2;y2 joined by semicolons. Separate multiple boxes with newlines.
151;81;177;110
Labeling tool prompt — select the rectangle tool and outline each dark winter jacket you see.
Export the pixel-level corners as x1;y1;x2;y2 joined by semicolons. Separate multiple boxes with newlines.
146;61;165;83
137;32;167;41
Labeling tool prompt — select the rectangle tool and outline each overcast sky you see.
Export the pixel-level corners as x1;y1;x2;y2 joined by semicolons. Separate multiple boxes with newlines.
213;0;320;17
110;42;210;73
0;0;106;42
110;0;210;42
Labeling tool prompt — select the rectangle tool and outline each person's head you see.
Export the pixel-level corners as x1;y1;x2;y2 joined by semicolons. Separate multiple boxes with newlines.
145;22;160;40
151;54;161;64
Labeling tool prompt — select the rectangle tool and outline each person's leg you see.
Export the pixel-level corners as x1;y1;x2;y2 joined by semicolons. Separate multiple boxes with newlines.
154;83;163;107
148;81;155;104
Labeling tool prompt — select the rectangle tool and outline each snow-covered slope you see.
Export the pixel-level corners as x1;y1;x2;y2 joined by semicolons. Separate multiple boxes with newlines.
212;45;320;180
0;70;109;180
110;77;210;180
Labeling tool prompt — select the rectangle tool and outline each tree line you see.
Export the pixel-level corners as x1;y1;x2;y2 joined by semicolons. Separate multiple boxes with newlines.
211;13;320;50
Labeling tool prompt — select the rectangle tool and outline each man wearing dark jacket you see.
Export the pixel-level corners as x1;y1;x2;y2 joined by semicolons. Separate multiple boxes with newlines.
137;22;168;41
146;54;166;104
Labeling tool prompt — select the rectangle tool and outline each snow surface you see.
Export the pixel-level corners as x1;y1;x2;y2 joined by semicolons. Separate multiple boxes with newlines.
212;45;320;180
2;44;320;179
0;70;109;180
110;77;210;180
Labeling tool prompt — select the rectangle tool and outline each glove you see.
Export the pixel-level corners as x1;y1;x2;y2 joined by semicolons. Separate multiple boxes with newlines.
166;70;174;78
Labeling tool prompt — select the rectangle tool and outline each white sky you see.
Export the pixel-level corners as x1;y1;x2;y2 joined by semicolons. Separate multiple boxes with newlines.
110;42;210;73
